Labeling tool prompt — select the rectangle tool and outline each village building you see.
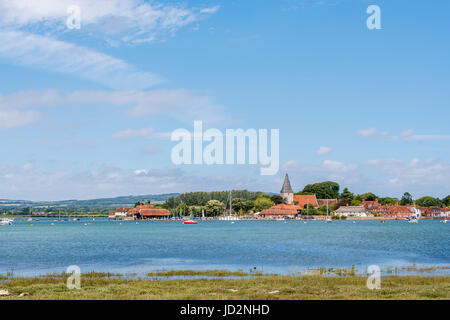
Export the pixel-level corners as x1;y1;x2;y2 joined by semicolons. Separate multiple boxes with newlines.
424;207;450;218
362;199;382;211
333;205;373;217
258;204;302;219
377;204;415;219
109;205;170;220
259;173;337;219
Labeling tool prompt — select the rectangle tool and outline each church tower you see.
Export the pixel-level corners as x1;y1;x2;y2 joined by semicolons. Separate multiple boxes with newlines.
280;173;294;205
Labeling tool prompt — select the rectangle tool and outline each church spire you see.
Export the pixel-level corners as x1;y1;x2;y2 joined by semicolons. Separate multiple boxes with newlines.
280;173;294;194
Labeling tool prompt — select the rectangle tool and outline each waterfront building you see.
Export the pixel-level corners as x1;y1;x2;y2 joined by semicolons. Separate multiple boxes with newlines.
258;204;302;219
333;205;372;217
362;199;382;211
109;205;170;220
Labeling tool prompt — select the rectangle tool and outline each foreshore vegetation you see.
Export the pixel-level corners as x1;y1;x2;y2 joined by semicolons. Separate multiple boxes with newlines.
0;271;448;300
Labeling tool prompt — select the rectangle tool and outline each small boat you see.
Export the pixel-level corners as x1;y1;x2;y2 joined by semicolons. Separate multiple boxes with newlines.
0;218;13;226
325;216;332;223
183;220;197;225
441;219;448;224
73;218;80;221
380;220;385;223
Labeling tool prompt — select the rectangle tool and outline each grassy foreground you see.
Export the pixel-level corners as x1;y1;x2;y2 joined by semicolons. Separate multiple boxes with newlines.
1;272;449;300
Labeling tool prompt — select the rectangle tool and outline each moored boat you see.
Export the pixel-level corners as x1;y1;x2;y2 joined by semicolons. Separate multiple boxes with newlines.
183;220;198;225
0;218;13;226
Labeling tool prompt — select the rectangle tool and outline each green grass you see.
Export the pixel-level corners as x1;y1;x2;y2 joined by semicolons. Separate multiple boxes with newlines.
0;272;449;300
146;270;266;277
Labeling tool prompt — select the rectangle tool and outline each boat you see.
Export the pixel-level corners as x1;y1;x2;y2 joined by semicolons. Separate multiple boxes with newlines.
406;206;421;224
441;219;448;224
183;220;197;225
0;218;13;226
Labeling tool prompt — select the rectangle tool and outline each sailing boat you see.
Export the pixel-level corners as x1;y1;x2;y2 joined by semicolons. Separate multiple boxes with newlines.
406;204;420;223
325;199;332;223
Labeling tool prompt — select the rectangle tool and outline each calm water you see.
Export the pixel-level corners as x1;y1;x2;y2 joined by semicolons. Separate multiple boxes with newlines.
0;219;449;277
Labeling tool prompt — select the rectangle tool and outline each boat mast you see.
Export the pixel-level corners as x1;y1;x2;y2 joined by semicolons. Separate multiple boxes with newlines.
229;190;232;215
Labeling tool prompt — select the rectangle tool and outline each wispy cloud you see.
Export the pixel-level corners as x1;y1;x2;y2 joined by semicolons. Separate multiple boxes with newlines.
112;127;155;139
0;89;228;125
0;0;219;45
0;109;41;128
357;127;450;141
0;31;163;89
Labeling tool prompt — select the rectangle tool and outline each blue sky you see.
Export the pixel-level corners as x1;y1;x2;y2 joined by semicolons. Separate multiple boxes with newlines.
0;0;449;200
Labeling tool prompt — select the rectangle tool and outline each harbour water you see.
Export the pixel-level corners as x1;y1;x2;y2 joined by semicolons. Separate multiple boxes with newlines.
0;219;448;277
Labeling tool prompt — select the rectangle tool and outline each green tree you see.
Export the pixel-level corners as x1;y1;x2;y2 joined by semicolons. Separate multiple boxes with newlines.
442;195;450;207
340;188;354;201
205;200;226;216
415;196;442;207
254;197;274;212
355;192;377;201
175;203;189;216
231;198;246;213
242;200;255;213
379;197;397;205
271;195;284;205
399;192;413;205
301;181;340;199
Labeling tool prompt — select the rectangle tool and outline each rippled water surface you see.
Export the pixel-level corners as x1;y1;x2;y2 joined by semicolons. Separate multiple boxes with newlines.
1;219;448;276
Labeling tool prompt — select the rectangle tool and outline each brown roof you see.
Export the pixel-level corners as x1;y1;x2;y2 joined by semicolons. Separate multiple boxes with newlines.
259;204;302;216
139;209;170;217
293;195;318;208
317;199;337;207
135;205;155;210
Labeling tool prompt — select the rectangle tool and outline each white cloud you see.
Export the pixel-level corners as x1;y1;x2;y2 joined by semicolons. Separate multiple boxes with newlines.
316;146;332;156
0;31;163;89
357;127;377;137
0;0;219;45
366;158;450;190
112;127;155;139
0;164;263;201
0;109;41;128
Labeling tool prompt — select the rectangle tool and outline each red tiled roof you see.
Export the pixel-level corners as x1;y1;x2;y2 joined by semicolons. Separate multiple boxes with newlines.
362;199;381;210
293;195;318;208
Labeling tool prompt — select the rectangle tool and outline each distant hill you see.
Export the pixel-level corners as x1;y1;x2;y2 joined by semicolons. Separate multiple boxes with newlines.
0;193;179;209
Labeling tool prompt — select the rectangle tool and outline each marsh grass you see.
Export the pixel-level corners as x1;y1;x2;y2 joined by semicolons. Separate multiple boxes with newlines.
0;273;448;300
146;270;265;277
